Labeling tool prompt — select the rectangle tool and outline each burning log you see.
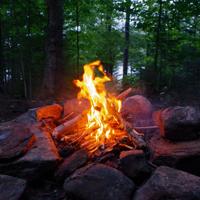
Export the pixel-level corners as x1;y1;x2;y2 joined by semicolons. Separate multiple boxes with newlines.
128;129;146;149
117;87;133;100
52;112;87;139
53;88;133;139
123;120;146;149
58;112;74;124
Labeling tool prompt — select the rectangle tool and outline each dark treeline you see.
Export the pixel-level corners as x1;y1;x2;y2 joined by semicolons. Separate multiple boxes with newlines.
0;0;200;99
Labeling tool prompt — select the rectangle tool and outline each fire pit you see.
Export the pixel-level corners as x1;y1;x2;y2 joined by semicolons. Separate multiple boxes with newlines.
0;61;200;200
50;60;144;156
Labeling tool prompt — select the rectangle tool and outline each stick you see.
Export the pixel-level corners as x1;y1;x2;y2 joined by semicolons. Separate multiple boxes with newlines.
123;119;158;131
52;112;87;139
128;128;147;149
117;87;132;100
53;87;133;140
123;120;146;149
134;126;159;130
58;112;74;123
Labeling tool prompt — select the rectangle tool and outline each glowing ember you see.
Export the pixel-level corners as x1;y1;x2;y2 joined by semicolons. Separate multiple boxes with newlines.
72;60;127;154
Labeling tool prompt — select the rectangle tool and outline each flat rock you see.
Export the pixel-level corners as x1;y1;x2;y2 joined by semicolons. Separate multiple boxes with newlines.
55;149;88;181
0;174;27;200
148;134;200;176
121;95;153;127
14;108;37;125
154;106;200;141
36;104;63;121
0;111;61;179
133;166;200;200
0;124;35;162
64;163;135;200
120;150;152;183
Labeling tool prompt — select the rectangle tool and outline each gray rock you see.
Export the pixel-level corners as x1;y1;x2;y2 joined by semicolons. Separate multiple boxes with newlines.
121;95;153;127
0;110;61;179
64;98;89;118
120;150;152;183
0;124;35;162
148;134;200;176
23;180;66;200
133;166;200;200
0;174;27;200
14;108;37;125
154;106;200;141
64;164;135;200
55;149;88;181
36;104;63;121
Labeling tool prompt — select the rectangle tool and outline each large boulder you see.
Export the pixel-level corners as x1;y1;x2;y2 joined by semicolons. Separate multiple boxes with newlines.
121;95;153;127
64;98;90;117
120;150;152;183
0;124;35;162
64;164;135;200
148;134;200;176
9;108;36;125
0;174;27;200
0;110;61;179
22;180;66;200
55;149;88;182
133;166;200;200
154;106;200;141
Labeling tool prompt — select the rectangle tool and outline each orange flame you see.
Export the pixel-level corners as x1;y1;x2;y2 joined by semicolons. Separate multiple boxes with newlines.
74;60;126;153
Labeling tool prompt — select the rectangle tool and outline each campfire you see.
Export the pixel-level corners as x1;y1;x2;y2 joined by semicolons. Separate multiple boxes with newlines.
52;60;144;156
1;61;200;200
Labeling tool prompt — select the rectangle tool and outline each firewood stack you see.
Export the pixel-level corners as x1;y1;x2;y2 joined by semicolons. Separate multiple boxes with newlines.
36;87;147;157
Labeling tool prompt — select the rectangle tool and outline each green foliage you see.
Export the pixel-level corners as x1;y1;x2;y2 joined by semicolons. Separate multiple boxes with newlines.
0;0;46;98
1;0;200;98
122;74;139;87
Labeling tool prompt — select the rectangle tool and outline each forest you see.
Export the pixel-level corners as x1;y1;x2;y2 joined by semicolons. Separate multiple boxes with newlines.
0;0;200;102
1;1;200;199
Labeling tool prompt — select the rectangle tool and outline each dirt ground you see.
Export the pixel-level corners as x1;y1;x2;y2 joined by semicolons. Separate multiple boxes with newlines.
0;95;57;122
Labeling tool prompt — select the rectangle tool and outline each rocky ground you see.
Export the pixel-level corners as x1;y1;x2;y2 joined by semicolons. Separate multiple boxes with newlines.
0;95;200;200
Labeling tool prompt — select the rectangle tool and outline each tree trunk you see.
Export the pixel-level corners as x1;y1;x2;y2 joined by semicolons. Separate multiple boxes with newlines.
26;0;32;99
123;1;131;79
154;0;163;91
104;14;114;75
42;0;64;98
0;12;4;92
107;14;114;75
75;0;80;74
20;50;28;99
